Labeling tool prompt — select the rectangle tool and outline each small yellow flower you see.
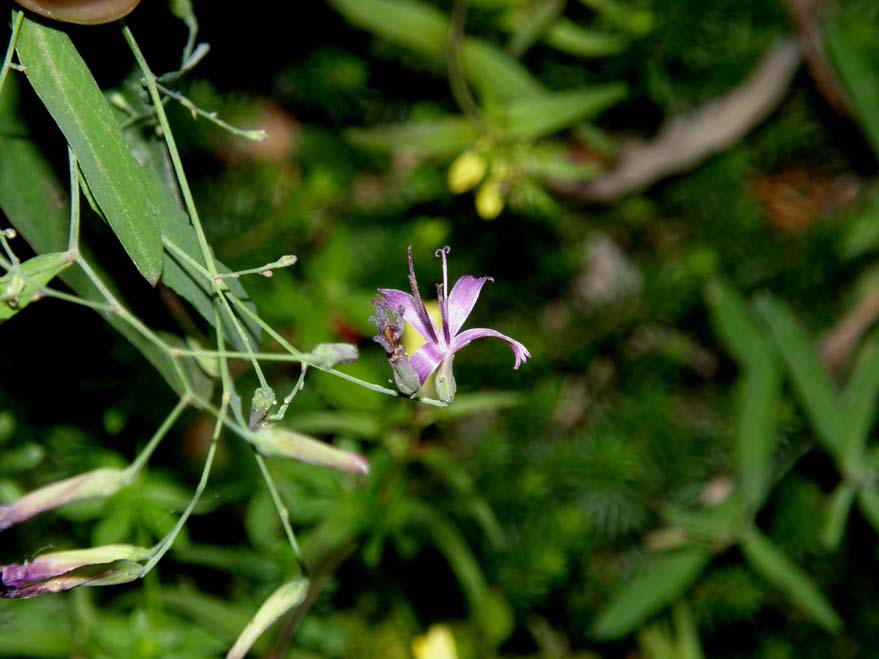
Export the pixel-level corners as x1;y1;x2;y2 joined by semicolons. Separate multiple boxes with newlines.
412;624;458;659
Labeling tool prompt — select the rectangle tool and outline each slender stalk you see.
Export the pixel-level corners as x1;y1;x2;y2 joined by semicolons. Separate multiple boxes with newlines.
225;292;399;396
254;452;305;567
447;0;482;123
125;397;189;478
122;25;217;278
0;10;24;100
217;290;269;390
155;81;266;141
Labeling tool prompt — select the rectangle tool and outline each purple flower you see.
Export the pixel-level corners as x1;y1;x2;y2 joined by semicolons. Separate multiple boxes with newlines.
373;246;530;402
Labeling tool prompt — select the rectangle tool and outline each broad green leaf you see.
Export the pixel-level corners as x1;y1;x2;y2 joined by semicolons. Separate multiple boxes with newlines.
705;278;772;367
591;546;712;641
227;578;309;659
501;84;626;141
841;334;879;465
345;117;478;159
329;0;542;101
736;361;781;509
545;19;628;58
741;528;842;633
825;15;879;158
17;18;163;284
758;296;845;459
821;483;855;550
0;76;211;399
0;251;72;322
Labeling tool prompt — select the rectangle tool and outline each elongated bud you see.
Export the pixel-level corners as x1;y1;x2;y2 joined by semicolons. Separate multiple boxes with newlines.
434;357;457;404
252;426;369;476
0;468;128;532
2;544;150;598
448;150;487;194
306;342;359;369
227;578;309;659
475;178;505;220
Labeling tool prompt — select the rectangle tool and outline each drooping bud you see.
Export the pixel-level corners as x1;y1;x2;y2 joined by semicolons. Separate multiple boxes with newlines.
475;178;505;220
227;578;310;659
1;544;150;598
251;426;369;476
0;468;128;532
306;342;359;369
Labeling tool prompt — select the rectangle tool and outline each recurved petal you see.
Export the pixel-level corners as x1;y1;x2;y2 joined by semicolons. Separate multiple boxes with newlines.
377;288;439;344
447;276;493;336
451;328;531;369
409;342;445;385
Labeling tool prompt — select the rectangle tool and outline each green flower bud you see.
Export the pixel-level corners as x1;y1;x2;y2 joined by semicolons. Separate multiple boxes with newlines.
448;150;488;194
252;426;369;475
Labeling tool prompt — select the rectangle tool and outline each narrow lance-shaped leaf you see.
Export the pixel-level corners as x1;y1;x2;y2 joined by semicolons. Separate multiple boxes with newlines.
736;361;781;509
501;84;627;141
825;14;879;158
705;279;772;367
757;296;846;459
740;528;842;633
226;578;309;659
0;76;211;398
857;488;879;536
591;545;712;641
821;483;856;550
841;333;879;467
16;18;163;284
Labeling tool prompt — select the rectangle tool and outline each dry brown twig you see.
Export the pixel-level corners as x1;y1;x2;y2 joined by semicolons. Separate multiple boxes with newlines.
553;39;803;203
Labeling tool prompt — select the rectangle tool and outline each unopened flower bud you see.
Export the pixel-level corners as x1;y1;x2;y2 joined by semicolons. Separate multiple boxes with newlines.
0;468;128;532
1;544;150;598
448;150;488;194
475;178;505;220
306;342;359;369
252;426;369;476
249;386;277;429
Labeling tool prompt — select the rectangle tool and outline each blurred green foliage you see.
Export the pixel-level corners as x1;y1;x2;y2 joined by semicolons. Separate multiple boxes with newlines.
1;0;879;657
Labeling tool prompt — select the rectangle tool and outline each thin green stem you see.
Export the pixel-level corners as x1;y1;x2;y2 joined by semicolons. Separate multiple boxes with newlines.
224;292;399;396
39;287;117;312
122;25;217;278
125;397;189;479
448;0;482;123
269;365;308;422
68;147;81;252
0;230;19;267
155;81;266;141
0;10;24;100
254;452;305;567
217;291;269;390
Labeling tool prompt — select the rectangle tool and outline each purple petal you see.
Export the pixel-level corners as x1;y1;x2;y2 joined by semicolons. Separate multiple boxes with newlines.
377;289;439;345
409;342;445;384
447;276;494;337
451;328;531;369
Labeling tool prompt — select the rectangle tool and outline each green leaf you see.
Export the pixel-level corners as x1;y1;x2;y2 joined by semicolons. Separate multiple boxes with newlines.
506;0;563;57
758;296;845;459
735;361;781;509
705;278;773;367
841;334;879;465
0;251;73;322
741;528;842;633
857;488;879;536
825;14;879;158
17;18;163;284
821;483;855;550
226;578;309;659
328;0;542;101
545;18;628;58
591;546;712;641
501;84;627;141
0;76;211;399
345;116;478;159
